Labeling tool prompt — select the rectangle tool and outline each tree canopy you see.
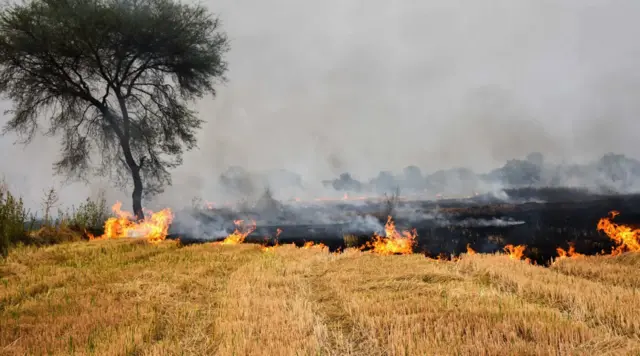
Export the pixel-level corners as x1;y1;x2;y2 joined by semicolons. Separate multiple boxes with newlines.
0;0;229;219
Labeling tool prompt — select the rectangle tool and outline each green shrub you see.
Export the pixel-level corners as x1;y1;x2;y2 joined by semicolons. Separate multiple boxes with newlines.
0;183;28;257
49;190;110;240
0;185;111;255
68;191;109;231
41;187;59;226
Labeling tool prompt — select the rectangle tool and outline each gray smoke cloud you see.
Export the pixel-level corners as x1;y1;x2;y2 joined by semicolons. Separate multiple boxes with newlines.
169;199;388;240
2;0;640;213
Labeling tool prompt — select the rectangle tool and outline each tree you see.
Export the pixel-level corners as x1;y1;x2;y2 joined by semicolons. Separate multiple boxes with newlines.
525;152;544;168
371;171;396;194
0;0;229;220
402;165;424;191
332;173;362;192
500;159;541;187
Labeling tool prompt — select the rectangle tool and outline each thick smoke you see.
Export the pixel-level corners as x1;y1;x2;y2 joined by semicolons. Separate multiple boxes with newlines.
169;195;387;240
2;0;640;214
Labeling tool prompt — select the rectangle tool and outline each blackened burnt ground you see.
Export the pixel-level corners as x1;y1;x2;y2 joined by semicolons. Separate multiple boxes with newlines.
169;188;640;265
414;194;640;264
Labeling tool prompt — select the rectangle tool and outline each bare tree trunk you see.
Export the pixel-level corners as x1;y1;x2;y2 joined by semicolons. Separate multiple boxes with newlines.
98;104;146;220
131;167;144;221
113;95;145;221
121;139;145;221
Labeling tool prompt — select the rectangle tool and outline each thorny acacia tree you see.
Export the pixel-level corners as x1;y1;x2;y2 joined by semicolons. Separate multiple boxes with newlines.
0;0;229;219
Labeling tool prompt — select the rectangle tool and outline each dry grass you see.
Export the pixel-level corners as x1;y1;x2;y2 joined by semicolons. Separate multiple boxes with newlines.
1;240;639;355
550;253;640;288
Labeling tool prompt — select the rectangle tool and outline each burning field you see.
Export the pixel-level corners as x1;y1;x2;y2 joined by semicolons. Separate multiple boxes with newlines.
1;192;640;355
55;192;640;272
122;188;640;265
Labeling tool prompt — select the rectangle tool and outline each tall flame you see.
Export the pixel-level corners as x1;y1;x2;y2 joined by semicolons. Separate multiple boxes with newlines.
503;244;530;263
597;211;640;255
261;228;283;252
368;216;416;255
220;220;256;245
556;243;584;259
466;243;477;255
98;202;173;243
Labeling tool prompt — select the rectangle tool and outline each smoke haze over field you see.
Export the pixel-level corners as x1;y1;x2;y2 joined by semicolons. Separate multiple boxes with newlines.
2;0;640;211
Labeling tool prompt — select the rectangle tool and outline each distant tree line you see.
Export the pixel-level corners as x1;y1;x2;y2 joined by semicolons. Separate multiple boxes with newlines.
219;153;640;198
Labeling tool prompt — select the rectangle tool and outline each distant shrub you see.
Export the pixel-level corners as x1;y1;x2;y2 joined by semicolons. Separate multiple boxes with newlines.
43;190;110;242
68;191;109;231
371;187;401;223
0;183;28;258
0;186;111;256
41;187;59;226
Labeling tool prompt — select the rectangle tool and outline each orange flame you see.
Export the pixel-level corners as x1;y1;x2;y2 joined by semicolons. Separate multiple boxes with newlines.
368;216;416;255
503;244;530;263
97;202;173;243
466;243;477;255
261;228;283;252
597;211;640;255
261;244;279;252
556;243;584;259
262;246;275;252
301;241;327;250
220;220;256;245
85;230;96;240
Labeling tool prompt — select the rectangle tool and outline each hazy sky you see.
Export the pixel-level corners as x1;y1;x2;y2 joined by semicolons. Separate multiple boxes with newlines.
2;0;640;210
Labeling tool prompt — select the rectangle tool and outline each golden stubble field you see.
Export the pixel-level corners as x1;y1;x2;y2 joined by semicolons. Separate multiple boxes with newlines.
1;239;639;356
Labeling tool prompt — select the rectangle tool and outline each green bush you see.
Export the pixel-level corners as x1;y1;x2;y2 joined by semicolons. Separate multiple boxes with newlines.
0;185;111;257
68;191;109;231
39;190;110;242
0;183;28;258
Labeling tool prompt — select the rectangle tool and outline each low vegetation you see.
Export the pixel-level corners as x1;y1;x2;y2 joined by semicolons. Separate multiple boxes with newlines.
1;239;639;355
0;183;28;258
0;183;109;257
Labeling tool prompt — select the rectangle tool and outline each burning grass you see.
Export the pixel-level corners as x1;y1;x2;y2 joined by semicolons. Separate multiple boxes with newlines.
503;244;532;264
1;240;639;355
80;203;640;265
93;202;173;244
555;243;584;260
366;216;416;255
597;210;640;255
219;219;256;245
